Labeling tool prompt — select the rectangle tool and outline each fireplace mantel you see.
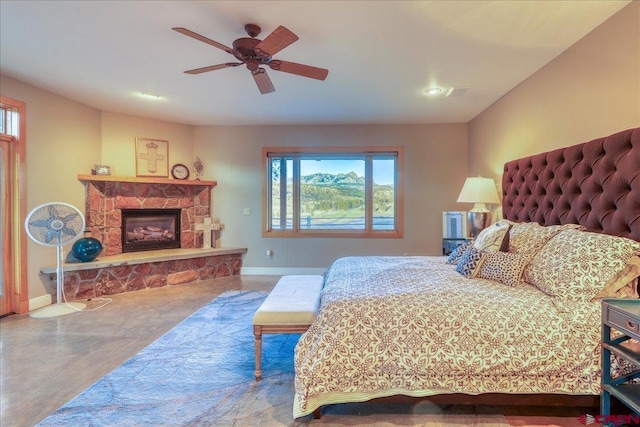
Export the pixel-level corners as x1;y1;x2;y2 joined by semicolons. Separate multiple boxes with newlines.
53;174;245;300
78;174;217;188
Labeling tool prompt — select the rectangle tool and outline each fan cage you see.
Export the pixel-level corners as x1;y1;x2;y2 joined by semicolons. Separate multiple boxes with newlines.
25;202;85;247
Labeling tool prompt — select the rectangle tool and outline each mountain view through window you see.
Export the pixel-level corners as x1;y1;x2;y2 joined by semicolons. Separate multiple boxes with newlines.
265;148;402;237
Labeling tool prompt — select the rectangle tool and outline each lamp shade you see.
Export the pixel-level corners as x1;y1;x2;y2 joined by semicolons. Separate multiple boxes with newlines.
456;177;500;205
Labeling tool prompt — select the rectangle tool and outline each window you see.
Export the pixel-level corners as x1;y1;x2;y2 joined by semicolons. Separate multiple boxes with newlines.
263;146;403;238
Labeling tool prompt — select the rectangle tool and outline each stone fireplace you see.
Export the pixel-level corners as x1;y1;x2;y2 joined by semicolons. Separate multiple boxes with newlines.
84;178;211;255
38;176;247;301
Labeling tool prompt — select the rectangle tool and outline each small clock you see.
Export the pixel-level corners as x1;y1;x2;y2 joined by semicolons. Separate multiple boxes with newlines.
171;163;190;180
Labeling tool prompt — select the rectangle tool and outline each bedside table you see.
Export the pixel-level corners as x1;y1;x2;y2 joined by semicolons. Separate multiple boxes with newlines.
600;298;640;423
442;238;472;255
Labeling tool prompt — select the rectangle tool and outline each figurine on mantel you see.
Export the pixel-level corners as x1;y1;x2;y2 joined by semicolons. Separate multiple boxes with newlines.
193;156;204;180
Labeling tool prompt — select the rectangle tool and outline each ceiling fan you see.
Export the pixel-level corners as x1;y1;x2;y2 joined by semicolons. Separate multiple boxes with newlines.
172;24;329;94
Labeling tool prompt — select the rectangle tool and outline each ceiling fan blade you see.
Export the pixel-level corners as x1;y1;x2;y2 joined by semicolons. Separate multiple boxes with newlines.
252;69;275;94
254;26;299;57
172;27;233;54
184;63;242;74
268;60;328;80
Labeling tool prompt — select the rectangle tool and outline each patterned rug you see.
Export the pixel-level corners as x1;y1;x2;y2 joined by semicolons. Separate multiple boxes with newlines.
37;290;510;426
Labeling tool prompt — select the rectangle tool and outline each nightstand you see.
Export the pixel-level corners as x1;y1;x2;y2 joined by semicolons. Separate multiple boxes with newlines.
442;238;472;256
601;299;640;424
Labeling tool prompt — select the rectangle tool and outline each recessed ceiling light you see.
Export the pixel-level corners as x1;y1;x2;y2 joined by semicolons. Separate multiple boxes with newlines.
139;92;162;100
424;87;442;96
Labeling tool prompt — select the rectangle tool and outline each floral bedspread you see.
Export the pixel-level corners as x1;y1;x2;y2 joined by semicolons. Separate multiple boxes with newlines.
293;256;602;417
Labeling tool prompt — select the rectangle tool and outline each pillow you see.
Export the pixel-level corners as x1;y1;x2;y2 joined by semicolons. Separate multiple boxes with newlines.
525;229;640;301
473;221;510;252
446;240;473;265
507;222;584;256
477;251;529;287
592;256;640;300
456;246;486;278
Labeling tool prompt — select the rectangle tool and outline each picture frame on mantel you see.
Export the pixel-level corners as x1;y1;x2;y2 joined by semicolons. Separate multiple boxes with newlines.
135;137;169;178
92;164;111;175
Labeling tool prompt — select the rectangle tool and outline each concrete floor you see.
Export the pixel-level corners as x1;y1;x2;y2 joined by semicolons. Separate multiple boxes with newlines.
0;275;278;427
1;274;605;427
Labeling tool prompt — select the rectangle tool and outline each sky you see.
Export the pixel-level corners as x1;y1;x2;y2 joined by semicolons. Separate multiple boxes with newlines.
299;158;395;185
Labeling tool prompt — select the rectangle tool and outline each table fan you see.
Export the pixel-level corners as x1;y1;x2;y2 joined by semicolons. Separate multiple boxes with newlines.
25;202;87;318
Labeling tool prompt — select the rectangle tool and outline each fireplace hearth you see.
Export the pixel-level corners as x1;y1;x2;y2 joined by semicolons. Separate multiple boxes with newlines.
121;209;181;253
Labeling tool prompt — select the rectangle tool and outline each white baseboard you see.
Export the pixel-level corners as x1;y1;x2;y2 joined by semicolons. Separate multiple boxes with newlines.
240;267;326;276
29;294;52;311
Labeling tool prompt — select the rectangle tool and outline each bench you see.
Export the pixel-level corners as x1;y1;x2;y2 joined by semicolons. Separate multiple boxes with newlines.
252;275;323;380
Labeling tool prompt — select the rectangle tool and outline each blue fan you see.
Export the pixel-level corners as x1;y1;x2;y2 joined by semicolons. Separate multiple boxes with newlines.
25;202;86;318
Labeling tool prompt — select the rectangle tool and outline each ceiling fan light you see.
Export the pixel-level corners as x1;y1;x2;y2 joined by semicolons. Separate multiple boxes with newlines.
139;92;162;100
424;87;442;96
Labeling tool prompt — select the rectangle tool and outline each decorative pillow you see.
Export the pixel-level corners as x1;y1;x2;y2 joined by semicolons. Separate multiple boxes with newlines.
592;256;640;300
507;222;584;256
473;221;510;252
477;251;529;287
446;241;473;265
525;229;640;301
456;246;486;278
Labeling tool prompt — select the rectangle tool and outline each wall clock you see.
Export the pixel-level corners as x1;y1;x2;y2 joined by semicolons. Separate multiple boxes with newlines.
171;163;190;180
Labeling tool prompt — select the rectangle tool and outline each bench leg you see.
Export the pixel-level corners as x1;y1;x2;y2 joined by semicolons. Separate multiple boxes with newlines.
254;325;262;381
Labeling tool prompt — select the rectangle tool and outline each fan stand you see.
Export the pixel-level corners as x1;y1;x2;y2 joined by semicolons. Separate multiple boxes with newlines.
30;238;86;319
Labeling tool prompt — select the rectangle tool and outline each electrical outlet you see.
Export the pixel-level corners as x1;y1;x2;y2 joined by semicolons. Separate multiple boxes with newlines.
243;208;251;216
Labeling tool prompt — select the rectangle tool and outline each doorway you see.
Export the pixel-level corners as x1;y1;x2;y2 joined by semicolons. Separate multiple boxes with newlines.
0;96;27;316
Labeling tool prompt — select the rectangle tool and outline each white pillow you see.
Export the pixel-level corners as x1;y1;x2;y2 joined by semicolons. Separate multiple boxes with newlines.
473;221;510;252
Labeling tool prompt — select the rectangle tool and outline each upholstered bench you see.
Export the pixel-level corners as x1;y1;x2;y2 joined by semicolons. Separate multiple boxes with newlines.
252;275;323;380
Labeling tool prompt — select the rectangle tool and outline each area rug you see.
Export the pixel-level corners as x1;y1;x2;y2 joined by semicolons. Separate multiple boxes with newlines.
37;290;510;427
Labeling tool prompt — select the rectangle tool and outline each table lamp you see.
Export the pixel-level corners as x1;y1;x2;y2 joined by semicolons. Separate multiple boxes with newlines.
457;176;500;237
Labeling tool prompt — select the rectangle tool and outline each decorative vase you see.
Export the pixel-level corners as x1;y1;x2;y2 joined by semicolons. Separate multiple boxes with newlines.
71;234;103;262
193;156;204;180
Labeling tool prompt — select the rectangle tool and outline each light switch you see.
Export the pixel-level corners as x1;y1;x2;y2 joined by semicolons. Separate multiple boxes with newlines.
243;208;251;215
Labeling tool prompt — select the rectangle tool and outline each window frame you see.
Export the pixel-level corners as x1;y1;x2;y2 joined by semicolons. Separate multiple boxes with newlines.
262;146;404;238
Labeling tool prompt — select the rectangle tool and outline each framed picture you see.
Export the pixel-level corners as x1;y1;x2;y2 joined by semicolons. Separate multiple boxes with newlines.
92;164;111;176
135;138;169;177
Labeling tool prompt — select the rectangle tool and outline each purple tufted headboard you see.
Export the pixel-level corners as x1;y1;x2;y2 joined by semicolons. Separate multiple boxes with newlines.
502;127;640;242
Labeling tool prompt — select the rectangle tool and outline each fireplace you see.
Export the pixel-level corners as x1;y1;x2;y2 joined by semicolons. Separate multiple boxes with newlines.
121;209;181;253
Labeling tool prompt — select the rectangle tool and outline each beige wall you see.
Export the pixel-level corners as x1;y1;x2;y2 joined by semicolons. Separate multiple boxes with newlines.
0;76;197;300
1;73;468;298
101;112;194;177
194;124;468;270
468;1;640;181
0;75;102;300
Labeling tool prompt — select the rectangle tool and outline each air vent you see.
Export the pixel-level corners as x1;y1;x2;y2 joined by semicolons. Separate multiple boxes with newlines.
446;87;469;97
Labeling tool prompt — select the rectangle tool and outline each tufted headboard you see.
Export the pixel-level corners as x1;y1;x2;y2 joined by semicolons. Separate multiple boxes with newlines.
502;127;640;242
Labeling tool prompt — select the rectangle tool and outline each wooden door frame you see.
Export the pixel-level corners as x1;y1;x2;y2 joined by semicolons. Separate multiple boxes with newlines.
1;95;28;315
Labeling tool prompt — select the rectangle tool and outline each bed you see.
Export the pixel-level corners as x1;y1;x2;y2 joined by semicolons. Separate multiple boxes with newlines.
293;127;640;418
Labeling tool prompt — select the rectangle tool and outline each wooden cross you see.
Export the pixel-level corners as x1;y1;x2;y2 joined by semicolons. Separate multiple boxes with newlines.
195;216;213;249
140;142;165;173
